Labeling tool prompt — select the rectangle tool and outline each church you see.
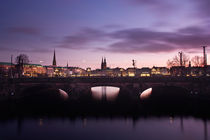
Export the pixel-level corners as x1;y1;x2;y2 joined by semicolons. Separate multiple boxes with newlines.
101;57;107;70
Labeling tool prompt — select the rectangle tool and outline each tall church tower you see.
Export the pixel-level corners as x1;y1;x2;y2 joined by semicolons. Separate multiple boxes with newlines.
101;57;104;70
104;57;107;69
101;57;107;70
52;50;57;66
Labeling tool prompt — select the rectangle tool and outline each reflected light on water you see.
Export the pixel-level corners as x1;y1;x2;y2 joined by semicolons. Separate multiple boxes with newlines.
39;119;43;126
91;86;120;101
140;88;152;100
58;89;69;100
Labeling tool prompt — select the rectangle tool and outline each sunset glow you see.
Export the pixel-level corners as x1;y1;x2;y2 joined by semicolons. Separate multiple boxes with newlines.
0;0;210;69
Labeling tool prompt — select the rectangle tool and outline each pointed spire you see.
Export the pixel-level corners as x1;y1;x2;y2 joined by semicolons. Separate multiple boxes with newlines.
67;61;68;68
101;57;104;70
104;57;107;69
53;49;56;66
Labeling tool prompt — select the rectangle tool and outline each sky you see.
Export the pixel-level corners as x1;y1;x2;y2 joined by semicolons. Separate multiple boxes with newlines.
0;0;210;69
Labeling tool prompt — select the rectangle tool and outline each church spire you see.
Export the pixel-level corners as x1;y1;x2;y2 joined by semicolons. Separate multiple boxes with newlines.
101;57;107;70
104;57;107;69
101;57;104;70
52;49;56;66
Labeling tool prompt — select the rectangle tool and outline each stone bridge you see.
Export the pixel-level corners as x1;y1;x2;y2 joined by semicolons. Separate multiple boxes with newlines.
2;77;210;94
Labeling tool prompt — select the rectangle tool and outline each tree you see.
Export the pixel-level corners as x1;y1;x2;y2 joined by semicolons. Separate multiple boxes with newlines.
15;54;29;77
167;52;189;67
15;54;29;65
191;56;203;67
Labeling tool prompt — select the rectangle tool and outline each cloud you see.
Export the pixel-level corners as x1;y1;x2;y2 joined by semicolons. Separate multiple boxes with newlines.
0;26;56;53
177;26;207;35
103;41;175;53
0;45;51;53
132;0;169;7
22;48;52;53
191;0;210;18
129;0;210;20
6;27;41;36
127;0;177;16
57;25;210;54
104;26;210;53
58;27;108;49
103;24;124;29
110;28;173;42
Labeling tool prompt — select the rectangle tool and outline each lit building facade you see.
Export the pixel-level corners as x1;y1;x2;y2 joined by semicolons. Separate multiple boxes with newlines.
0;62;15;77
151;66;170;76
23;64;46;77
138;67;151;77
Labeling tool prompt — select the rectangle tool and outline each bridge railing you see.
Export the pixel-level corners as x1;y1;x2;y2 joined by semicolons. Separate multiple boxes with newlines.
2;76;209;84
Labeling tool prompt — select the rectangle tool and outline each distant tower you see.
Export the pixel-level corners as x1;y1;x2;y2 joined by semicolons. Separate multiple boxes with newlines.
132;59;136;68
203;46;207;67
101;57;107;70
179;51;183;66
104;57;107;69
52;50;57;66
101;57;104;70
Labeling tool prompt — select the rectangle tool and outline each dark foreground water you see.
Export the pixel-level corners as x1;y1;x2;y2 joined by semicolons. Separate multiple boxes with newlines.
1;85;210;140
0;117;209;140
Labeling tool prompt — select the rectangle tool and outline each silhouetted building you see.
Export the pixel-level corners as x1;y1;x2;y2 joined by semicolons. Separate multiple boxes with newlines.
203;46;207;67
151;66;170;76
139;67;151;77
0;62;15;77
101;57;107;70
112;67;126;77
126;68;136;77
170;66;186;76
52;50;57;66
187;66;204;76
206;66;210;76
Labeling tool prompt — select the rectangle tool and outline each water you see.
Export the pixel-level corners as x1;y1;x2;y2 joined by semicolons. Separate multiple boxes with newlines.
0;117;209;140
91;86;120;101
1;85;210;140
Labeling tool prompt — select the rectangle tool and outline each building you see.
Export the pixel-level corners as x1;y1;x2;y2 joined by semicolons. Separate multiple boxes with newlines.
69;67;86;77
52;49;56;66
0;62;15;77
170;66;206;77
138;67;151;77
126;68;136;77
112;67;126;77
126;67;151;77
187;67;204;76
101;57;107;70
23;64;46;77
151;66;170;76
170;66;186;76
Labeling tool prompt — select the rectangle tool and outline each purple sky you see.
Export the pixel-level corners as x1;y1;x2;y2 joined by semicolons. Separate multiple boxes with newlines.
0;0;210;69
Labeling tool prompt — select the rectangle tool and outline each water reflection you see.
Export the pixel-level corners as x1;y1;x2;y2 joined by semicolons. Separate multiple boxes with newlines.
140;88;152;100
58;89;69;100
91;86;120;101
204;119;208;140
0;116;209;140
39;118;43;126
180;117;184;133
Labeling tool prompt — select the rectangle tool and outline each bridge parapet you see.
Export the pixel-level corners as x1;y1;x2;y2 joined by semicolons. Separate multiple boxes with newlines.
1;77;210;94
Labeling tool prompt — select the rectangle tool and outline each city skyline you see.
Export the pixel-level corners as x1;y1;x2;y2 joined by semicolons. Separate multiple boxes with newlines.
1;0;210;69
